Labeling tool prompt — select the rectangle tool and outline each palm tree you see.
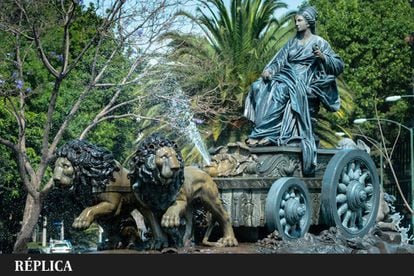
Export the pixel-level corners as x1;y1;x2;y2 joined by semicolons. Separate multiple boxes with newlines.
164;0;295;144
179;0;293;97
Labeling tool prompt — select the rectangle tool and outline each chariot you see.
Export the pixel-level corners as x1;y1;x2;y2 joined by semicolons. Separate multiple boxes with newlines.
208;144;381;241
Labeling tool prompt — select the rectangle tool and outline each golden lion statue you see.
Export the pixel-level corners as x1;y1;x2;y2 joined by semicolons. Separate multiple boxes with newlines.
52;139;141;249
129;134;238;248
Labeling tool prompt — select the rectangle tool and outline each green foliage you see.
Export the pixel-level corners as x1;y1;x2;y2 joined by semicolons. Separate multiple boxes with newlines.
86;119;136;161
316;77;355;148
0;145;24;253
0;101;25;253
0;2;136;159
0;1;139;251
163;0;295;148
185;0;293;93
310;0;414;127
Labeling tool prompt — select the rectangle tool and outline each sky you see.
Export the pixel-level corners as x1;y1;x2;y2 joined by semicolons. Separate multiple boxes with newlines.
199;0;306;16
286;0;305;10
84;0;306;14
81;0;306;49
208;0;305;10
185;0;306;31
275;0;305;16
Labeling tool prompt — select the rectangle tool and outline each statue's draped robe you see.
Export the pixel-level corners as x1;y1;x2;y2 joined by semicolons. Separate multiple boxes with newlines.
244;35;344;174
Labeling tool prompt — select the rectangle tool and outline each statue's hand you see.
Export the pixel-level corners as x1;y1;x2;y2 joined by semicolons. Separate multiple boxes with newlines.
72;208;94;230
161;206;181;228
313;48;325;61
261;70;272;82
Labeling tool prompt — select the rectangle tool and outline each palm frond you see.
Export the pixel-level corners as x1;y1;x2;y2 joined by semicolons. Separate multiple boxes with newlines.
162;0;296;144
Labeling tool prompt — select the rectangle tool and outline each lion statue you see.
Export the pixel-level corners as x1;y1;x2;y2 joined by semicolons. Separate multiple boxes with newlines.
376;188;398;231
52;139;142;249
129;134;238;248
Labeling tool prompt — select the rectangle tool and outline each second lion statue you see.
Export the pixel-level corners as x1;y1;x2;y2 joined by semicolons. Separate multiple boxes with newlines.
129;134;238;248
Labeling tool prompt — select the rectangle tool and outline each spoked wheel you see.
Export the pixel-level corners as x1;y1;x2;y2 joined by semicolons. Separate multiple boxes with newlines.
265;177;312;240
321;149;380;238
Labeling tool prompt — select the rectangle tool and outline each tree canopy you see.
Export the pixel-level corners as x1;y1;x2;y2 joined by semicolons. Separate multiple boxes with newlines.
310;0;414;126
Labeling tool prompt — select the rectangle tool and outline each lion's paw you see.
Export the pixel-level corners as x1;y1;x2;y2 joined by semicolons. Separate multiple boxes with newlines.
72;211;93;230
145;236;169;250
161;209;181;228
216;236;238;247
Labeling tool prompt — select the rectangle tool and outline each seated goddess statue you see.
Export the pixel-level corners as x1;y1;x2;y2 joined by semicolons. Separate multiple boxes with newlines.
243;6;344;175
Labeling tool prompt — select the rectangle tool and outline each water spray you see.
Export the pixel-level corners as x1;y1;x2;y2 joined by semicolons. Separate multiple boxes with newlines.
158;75;211;165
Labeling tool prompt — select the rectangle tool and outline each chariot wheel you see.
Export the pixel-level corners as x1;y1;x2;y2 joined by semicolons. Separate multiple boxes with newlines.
265;177;312;240
321;149;380;238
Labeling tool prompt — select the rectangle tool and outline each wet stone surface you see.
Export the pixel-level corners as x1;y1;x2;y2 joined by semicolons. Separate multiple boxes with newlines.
96;227;414;254
256;227;414;254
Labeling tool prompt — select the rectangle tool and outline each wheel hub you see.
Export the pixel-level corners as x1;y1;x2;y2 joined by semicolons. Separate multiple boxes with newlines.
284;198;306;225
347;180;367;211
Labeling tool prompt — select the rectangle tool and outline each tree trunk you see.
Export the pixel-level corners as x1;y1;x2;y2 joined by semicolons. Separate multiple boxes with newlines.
13;193;42;253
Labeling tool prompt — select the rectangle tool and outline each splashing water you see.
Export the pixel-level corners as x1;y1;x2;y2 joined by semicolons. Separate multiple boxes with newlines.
161;76;211;165
186;121;211;166
391;213;414;244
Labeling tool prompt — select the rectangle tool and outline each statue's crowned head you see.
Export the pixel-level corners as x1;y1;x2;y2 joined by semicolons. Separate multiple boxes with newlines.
297;6;317;34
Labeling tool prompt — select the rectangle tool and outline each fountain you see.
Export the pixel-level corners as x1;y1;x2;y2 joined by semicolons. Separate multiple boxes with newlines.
159;75;211;165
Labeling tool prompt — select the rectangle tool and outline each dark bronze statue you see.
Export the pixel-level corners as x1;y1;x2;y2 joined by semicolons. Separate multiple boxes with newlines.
52;139;140;249
129;134;238;248
244;6;344;175
52;137;237;250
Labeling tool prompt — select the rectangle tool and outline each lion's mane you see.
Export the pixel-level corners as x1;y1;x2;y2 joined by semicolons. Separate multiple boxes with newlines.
55;139;119;196
129;134;184;216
